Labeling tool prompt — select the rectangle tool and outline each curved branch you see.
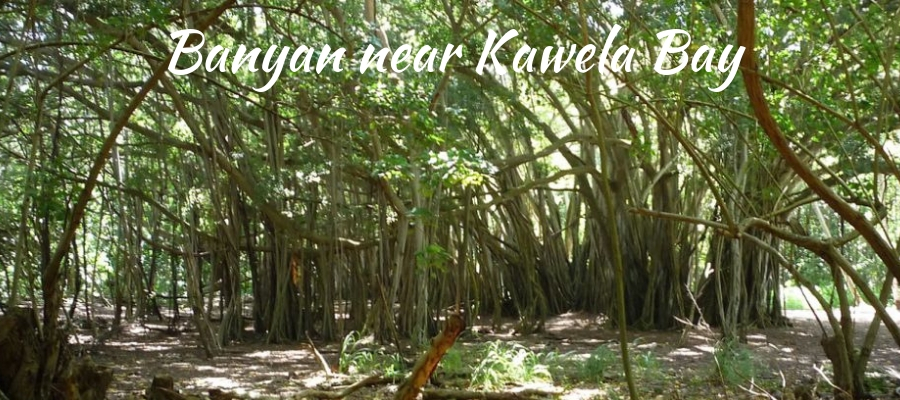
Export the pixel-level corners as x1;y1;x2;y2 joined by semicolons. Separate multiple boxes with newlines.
737;0;900;284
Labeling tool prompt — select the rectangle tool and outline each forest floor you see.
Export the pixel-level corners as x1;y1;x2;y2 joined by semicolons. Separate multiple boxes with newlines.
76;305;900;399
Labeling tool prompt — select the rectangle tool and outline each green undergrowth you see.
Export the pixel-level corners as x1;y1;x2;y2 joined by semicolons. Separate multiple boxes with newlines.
338;331;405;378
709;341;758;387
338;332;778;397
439;340;672;391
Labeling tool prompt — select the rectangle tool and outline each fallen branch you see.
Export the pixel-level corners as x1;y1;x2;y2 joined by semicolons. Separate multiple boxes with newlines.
422;388;563;399
395;313;466;400
151;374;392;400
292;374;391;399
306;331;333;376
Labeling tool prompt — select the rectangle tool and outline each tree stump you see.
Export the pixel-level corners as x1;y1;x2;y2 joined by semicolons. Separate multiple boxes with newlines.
0;308;40;399
147;375;186;400
0;307;112;400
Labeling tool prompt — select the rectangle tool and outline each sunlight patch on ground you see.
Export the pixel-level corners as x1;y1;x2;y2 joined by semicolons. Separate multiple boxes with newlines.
558;338;605;346
245;349;309;359
635;342;658;349
194;365;228;373
517;382;558;390
514;382;565;396
886;367;900;381
543;312;605;332
231;364;266;372
124;325;151;335
668;348;703;357
774;346;794;353
192;376;240;389
71;334;94;343
785;305;900;323
560;387;605;400
104;341;175;351
300;375;327;388
694;344;715;354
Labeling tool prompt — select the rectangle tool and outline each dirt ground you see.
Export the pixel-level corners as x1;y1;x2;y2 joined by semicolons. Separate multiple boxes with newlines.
78;305;900;399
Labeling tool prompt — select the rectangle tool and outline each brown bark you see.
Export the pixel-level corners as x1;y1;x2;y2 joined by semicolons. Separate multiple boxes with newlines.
394;313;466;400
0;308;111;400
0;309;39;400
738;3;898;397
146;375;189;400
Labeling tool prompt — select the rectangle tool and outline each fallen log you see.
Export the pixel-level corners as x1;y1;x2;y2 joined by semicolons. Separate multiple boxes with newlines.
291;374;391;399
422;388;563;399
395;313;466;400
172;372;562;400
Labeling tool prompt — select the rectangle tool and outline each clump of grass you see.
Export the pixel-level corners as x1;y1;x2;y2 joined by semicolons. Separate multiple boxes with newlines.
468;341;554;390
338;331;404;377
711;341;757;386
578;345;668;386
633;350;665;381
539;349;573;384
579;345;618;382
439;346;467;375
864;374;892;394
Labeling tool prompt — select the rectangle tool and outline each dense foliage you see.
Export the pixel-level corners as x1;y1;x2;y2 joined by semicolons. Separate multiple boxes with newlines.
1;0;899;398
